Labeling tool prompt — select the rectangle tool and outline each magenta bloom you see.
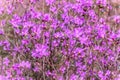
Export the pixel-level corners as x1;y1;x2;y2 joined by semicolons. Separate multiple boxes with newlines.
32;44;49;58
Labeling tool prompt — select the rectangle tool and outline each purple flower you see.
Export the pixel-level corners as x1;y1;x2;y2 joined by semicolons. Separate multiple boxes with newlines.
0;29;4;35
70;74;79;80
116;30;120;38
0;7;4;14
3;57;10;66
0;75;8;80
96;0;107;6
73;28;83;38
74;17;84;25
32;44;49;58
19;61;31;69
50;6;57;13
30;0;37;3
46;0;55;5
79;35;88;44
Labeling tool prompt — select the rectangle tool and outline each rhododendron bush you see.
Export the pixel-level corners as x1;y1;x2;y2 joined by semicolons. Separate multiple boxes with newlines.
0;0;120;80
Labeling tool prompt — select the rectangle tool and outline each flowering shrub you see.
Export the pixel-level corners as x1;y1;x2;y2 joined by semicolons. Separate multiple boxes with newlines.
0;0;120;80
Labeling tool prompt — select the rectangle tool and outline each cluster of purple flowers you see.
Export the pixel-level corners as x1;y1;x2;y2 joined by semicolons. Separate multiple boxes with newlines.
0;0;120;80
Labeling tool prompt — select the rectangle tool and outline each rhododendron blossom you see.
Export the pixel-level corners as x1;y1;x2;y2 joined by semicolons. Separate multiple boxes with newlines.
0;0;119;80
